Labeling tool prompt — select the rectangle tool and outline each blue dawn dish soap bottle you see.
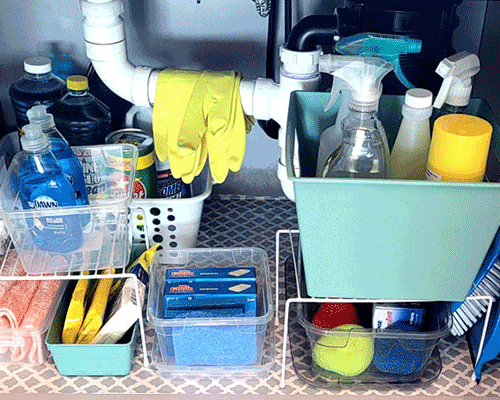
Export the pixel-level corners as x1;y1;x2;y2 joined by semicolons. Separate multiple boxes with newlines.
9;57;66;131
27;105;90;225
52;75;112;146
322;57;393;179
18;124;83;253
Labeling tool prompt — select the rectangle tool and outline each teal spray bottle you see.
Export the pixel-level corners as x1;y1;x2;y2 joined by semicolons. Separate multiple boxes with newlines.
316;33;421;176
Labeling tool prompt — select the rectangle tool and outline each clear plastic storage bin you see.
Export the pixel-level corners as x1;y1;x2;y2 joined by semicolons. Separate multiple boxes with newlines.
147;247;275;378
292;301;451;387
286;92;500;301
0;144;137;274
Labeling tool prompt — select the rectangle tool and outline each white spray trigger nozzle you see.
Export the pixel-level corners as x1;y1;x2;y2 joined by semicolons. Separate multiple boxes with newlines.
433;51;480;109
324;77;343;112
324;57;392;112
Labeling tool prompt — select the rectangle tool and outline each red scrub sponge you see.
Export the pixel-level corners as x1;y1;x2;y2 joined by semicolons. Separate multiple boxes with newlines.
312;302;359;329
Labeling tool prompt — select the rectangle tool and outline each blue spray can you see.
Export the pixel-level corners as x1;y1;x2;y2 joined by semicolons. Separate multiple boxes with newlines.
156;157;192;199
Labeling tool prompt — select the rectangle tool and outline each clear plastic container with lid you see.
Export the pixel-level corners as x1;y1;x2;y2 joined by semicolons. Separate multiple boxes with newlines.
52;75;112;146
9;56;66;130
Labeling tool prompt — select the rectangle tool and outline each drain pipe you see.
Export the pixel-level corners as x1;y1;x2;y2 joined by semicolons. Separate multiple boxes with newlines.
81;0;154;106
80;0;322;201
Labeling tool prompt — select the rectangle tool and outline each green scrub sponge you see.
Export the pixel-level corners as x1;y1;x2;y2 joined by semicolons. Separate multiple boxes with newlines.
312;323;374;377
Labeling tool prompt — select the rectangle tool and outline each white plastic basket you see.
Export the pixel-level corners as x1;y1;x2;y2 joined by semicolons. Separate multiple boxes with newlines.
130;166;212;249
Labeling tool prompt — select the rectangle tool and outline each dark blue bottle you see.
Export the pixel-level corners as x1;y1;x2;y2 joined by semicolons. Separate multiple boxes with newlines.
52;75;112;146
27;105;90;226
9;57;66;131
18;124;83;253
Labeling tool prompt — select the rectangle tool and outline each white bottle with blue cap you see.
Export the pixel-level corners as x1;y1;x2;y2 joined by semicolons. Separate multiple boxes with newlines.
18;124;83;253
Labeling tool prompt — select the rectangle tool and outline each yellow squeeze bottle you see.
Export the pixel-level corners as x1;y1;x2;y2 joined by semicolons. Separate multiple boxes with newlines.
75;269;114;345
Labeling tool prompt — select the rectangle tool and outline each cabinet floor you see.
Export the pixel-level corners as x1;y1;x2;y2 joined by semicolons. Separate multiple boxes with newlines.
1;196;500;397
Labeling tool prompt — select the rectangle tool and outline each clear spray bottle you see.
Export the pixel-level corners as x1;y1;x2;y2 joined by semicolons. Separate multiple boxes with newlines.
321;57;393;179
316;33;422;177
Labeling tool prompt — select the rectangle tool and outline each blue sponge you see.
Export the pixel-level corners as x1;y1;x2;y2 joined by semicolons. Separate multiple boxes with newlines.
159;310;259;367
373;321;429;376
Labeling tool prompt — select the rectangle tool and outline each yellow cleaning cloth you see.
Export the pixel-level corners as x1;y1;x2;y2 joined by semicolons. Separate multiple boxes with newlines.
61;271;91;345
153;69;253;184
75;268;114;345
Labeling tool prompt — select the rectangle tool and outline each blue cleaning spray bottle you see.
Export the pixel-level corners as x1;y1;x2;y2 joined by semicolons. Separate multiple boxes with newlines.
18;124;83;253
27;105;90;226
316;33;422;176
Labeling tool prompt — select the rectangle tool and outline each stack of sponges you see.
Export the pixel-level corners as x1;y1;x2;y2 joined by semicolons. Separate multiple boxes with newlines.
162;268;258;367
153;69;254;184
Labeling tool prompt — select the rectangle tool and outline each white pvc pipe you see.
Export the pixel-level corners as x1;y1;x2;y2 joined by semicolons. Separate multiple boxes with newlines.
80;0;323;201
81;0;153;107
85;41;135;102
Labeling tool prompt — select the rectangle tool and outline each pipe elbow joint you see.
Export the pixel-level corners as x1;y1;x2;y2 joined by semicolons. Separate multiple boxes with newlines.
286;14;340;52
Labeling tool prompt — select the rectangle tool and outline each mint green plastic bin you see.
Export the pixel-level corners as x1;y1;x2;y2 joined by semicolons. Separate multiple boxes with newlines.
286;91;500;301
46;282;138;376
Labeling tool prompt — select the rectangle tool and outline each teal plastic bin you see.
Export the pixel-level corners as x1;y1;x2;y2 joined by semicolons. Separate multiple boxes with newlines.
46;281;139;376
286;91;500;301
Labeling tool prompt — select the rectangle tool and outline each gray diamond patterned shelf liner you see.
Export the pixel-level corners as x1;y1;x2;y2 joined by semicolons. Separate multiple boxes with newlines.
1;196;500;396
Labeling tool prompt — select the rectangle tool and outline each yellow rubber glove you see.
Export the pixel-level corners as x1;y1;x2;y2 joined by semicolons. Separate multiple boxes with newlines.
226;74;251;172
175;74;210;182
153;69;207;183
202;70;234;182
201;70;252;183
153;68;253;184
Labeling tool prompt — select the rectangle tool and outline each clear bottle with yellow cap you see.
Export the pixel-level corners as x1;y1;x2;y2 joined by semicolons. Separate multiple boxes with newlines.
52;75;112;146
426;114;493;182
